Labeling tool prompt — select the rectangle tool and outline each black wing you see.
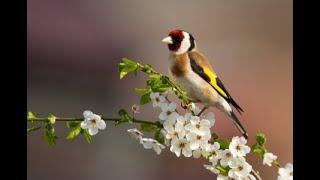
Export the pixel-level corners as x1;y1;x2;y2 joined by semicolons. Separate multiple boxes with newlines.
189;55;244;113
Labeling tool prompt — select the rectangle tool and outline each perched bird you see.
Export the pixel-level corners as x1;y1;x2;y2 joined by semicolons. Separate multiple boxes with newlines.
161;29;248;139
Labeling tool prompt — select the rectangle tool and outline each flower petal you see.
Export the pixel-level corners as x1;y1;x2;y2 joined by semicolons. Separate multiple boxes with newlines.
189;140;200;150
190;116;200;124
182;145;192;157
200;119;211;128
93;114;101;121
83;110;93;119
159;112;167;121
168;102;176;111
97;120;106;129
153;145;162;155
88;127;99;136
184;123;194;132
193;149;202;158
212;142;220;150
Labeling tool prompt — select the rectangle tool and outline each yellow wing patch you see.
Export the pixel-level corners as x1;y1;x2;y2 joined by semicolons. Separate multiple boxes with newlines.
203;67;227;98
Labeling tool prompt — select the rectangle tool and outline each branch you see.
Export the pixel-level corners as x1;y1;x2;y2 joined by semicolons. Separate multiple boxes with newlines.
27;116;161;127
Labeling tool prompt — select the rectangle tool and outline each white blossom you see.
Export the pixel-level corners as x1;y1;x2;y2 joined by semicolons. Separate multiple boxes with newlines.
163;116;186;141
184;115;211;136
263;152;277;166
140;138;165;155
220;149;234;167
131;104;140;114
159;102;179;121
170;137;192;157
229;136;251;158
228;157;252;179
192;145;212;159
81;110;106;135
208;142;223;166
150;92;166;107
127;128;143;140
186;131;211;150
277;163;293;180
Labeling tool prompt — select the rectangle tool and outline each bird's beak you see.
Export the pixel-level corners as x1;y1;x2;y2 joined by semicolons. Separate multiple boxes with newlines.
161;36;173;44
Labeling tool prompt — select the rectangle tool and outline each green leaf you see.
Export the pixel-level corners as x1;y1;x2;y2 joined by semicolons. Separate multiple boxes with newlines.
140;92;151;105
134;88;150;95
218;139;230;149
118;109;133;123
142;64;154;74
252;143;266;157
27;111;36;120
118;58;139;79
147;74;162;87
27;126;41;133
81;129;92;144
215;165;229;176
140;123;159;132
48;114;57;124
256;131;266;146
66;123;81;140
154;130;164;144
43;123;58;146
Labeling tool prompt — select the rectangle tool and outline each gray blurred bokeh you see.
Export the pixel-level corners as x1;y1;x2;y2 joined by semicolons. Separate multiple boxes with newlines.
28;0;292;179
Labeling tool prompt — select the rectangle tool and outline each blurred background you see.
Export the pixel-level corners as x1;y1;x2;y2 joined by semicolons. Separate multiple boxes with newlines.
27;0;292;179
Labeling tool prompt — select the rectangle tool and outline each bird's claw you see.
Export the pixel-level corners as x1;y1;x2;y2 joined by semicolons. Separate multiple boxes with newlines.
181;102;188;109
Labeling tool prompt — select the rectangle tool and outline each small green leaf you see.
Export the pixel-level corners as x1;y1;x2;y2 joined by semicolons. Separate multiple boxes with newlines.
134;88;150;95
118;58;139;79
256;132;266;146
118;109;133;123
66;123;82;140
140;92;151;105
27;111;36;120
140;123;159;132
154;130;164;144
48;114;57;124
43;123;58;146
81;129;92;144
27;126;42;133
218;139;230;149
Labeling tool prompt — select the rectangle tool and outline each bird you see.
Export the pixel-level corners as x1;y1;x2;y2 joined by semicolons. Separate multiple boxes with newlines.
161;29;248;139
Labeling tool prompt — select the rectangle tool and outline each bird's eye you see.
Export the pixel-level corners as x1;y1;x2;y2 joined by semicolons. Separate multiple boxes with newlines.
172;36;180;44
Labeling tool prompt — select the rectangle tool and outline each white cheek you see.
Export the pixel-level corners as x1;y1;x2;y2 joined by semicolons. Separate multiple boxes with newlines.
175;32;191;55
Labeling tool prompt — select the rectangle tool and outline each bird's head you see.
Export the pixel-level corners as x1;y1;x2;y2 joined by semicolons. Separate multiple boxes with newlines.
162;29;196;55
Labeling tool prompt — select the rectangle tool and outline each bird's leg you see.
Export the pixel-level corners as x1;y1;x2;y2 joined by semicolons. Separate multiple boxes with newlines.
197;106;208;116
181;102;188;109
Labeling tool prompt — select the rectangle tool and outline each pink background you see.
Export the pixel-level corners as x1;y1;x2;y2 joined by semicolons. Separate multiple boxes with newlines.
28;0;292;179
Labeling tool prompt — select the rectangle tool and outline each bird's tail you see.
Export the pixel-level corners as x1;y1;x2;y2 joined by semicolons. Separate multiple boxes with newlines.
228;111;248;139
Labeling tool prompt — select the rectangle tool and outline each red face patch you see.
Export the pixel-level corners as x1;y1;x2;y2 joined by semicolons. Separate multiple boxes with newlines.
168;30;184;51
